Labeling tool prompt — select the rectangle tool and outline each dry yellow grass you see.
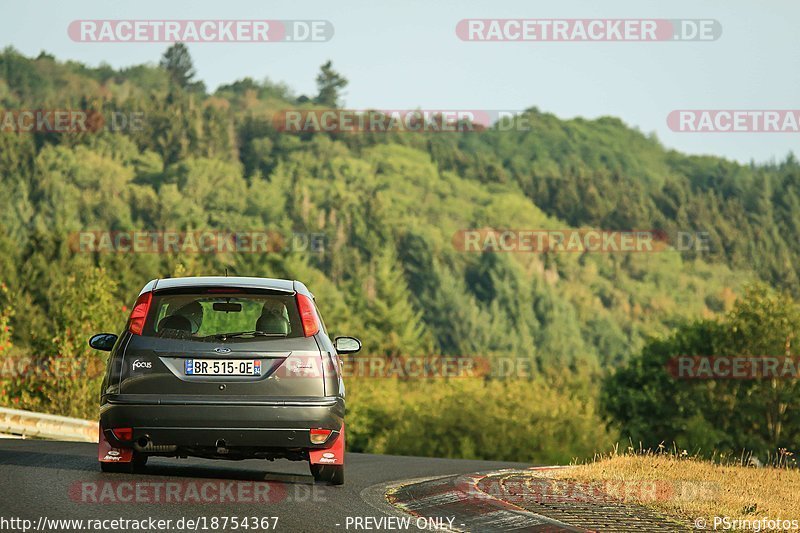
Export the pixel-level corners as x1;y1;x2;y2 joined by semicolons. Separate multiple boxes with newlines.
550;454;800;524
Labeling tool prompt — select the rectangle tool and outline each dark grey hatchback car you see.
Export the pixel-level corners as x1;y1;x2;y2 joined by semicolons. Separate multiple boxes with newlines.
89;276;361;485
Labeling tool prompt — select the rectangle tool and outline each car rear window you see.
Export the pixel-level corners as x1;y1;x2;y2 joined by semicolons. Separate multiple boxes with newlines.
141;291;303;340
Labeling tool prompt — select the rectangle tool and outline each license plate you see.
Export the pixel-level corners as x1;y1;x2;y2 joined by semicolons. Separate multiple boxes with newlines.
184;359;261;376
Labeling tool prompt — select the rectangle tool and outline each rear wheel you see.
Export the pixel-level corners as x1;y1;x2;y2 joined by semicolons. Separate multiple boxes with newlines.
310;463;344;485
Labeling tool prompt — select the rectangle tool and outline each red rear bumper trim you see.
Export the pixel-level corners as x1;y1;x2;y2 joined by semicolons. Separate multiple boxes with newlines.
98;424;133;463
308;423;344;465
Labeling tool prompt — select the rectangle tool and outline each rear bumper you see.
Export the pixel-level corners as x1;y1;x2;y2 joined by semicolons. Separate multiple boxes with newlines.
100;394;344;449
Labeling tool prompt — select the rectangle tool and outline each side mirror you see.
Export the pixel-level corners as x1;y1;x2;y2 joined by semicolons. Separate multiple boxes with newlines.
89;333;118;352
334;336;362;354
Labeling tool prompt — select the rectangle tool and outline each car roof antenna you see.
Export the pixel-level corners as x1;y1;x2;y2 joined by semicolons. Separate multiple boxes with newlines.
224;268;228;277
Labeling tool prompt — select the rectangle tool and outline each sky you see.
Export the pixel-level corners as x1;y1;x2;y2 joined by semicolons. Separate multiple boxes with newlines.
1;0;798;164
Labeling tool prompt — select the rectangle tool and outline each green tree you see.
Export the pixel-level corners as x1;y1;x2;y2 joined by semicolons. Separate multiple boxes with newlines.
159;43;203;91
0;281;12;358
5;266;125;418
356;248;433;357
602;283;800;459
314;60;348;107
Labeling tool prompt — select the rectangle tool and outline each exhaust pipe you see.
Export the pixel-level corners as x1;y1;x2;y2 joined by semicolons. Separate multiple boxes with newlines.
132;435;152;451
216;439;229;455
133;435;177;453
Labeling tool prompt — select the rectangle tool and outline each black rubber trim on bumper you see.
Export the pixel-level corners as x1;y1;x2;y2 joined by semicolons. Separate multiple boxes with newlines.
104;394;340;407
100;395;344;449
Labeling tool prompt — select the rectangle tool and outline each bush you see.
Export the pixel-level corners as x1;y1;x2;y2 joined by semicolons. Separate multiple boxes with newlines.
3;266;125;419
347;372;612;464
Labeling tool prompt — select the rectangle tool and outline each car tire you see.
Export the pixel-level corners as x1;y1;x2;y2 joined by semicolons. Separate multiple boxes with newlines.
100;460;132;473
132;453;148;472
310;464;344;485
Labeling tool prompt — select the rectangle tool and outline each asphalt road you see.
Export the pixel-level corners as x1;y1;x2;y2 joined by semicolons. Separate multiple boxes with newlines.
0;440;531;533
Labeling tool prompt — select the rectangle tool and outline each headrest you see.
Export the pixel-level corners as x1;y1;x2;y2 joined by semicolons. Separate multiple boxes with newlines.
256;310;290;335
158;314;193;333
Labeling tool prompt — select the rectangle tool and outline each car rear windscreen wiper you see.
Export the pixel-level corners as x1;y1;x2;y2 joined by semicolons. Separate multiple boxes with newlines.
209;330;288;340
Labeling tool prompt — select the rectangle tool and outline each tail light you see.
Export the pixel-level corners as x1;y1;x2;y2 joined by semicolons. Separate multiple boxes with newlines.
296;293;320;337
310;428;332;444
111;427;133;441
127;292;152;335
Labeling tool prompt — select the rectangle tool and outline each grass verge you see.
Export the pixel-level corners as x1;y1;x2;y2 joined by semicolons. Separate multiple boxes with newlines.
551;450;800;524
